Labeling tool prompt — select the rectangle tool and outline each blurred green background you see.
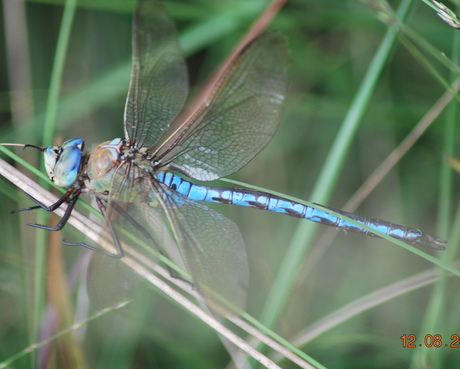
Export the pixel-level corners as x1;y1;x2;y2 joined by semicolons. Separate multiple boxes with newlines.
0;0;459;368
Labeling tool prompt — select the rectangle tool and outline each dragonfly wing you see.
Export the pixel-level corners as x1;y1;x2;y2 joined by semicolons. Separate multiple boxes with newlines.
86;166;167;307
124;0;188;148
166;32;290;181
87;251;142;308
88;165;249;311
155;185;249;311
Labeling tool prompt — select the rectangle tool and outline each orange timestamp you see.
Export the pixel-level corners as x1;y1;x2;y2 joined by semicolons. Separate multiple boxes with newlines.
400;334;460;348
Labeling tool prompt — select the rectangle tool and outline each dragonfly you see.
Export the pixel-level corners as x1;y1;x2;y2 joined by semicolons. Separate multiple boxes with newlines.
2;0;445;310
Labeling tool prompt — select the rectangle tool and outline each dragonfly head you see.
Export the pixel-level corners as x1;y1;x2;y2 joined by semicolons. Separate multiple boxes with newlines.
28;138;85;188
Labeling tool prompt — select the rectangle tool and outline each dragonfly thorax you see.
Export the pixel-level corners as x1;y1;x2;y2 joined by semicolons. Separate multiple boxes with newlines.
84;138;125;193
84;138;151;197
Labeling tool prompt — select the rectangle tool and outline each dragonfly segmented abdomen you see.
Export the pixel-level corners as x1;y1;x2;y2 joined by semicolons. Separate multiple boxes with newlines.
156;171;446;250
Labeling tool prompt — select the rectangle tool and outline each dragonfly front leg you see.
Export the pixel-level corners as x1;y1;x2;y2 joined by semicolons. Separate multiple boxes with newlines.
26;188;82;231
12;186;76;213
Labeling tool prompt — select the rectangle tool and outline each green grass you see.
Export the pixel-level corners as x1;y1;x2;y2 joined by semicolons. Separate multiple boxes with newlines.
1;0;459;368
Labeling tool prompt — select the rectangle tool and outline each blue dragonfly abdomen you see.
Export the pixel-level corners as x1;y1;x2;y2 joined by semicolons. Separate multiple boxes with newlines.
156;171;446;250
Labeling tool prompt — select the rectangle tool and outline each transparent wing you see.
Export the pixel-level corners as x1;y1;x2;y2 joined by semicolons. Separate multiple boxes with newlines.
89;164;249;311
124;0;188;148
164;32;290;181
155;185;249;310
86;164;167;308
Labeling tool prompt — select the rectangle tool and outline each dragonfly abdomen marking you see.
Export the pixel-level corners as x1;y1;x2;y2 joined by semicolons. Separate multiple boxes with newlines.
157;172;303;212
317;206;427;243
157;172;366;225
156;172;445;249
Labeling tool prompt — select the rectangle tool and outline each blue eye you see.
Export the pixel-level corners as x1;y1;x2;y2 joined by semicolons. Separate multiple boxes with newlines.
44;138;84;187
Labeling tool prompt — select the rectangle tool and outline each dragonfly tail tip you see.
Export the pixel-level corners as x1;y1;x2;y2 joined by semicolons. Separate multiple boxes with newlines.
418;234;447;250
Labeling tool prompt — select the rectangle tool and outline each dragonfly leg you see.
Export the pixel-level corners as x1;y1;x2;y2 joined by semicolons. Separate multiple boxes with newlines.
11;200;44;213
61;197;124;259
12;186;75;213
27;189;81;231
62;239;124;258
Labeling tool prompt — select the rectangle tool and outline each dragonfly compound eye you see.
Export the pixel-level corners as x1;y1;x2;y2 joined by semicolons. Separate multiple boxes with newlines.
51;139;84;188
